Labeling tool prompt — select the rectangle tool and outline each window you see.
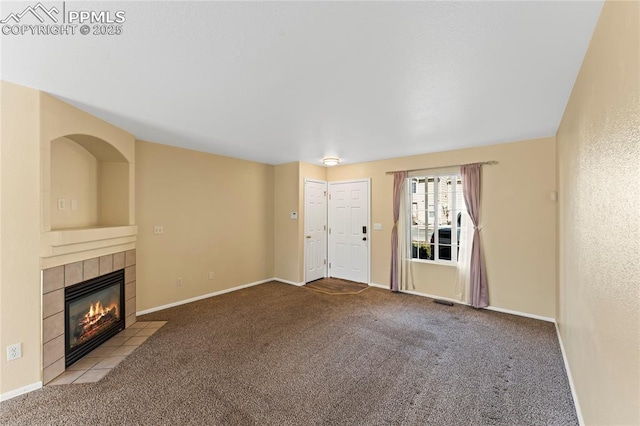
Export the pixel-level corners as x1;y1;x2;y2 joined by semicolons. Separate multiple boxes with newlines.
410;174;465;262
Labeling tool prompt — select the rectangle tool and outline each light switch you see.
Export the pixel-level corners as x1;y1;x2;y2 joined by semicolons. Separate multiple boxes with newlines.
70;199;78;211
373;223;383;230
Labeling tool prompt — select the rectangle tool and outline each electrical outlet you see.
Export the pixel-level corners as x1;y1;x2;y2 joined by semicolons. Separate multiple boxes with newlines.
153;226;164;235
208;271;214;280
7;343;22;361
176;277;183;287
57;198;66;211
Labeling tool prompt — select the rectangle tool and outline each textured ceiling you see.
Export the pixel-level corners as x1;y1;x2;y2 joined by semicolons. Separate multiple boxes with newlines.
1;1;603;165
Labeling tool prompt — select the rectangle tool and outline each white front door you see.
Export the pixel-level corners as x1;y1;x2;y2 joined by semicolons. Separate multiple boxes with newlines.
304;179;327;283
328;180;370;283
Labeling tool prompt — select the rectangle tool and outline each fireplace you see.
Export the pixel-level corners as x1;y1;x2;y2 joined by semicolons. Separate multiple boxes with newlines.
65;269;125;367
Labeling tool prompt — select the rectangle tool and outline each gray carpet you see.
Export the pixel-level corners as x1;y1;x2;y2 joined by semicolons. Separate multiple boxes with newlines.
1;282;577;425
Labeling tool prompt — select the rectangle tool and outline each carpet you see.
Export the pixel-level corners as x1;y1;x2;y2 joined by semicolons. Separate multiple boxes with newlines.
304;277;369;295
0;282;577;425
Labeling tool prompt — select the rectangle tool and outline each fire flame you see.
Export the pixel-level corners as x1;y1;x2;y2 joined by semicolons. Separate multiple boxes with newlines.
81;301;119;331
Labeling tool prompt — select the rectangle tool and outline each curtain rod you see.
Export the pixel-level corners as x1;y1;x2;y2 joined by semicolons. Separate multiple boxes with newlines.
385;160;498;175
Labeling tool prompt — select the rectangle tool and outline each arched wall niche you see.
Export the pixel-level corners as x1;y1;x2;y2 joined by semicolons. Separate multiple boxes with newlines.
40;92;136;235
50;134;130;230
40;92;137;268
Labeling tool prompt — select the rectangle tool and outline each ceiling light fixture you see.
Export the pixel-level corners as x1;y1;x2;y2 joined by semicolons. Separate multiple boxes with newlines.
322;157;340;166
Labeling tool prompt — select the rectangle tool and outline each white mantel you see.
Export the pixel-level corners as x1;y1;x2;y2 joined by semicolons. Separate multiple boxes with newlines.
41;225;138;269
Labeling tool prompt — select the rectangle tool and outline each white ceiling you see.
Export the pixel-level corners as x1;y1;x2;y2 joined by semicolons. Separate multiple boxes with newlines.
1;1;603;165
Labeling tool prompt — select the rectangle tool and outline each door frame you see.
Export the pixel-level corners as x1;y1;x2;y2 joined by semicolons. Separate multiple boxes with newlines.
303;178;328;283
327;178;371;284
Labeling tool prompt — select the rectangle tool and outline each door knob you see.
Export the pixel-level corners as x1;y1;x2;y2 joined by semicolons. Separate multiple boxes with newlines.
306;235;311;239
362;237;367;241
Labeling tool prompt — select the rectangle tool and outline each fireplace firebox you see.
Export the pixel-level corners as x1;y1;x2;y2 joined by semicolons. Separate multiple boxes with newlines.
65;269;125;367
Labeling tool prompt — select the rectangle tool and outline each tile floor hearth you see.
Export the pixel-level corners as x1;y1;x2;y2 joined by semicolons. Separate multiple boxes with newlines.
49;321;167;385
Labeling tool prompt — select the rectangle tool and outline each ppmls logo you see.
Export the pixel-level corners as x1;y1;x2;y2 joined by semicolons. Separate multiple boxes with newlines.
1;2;126;36
0;2;59;24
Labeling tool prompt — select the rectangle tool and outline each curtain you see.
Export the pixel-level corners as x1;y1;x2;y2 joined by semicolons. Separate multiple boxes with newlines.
398;177;413;291
390;171;408;292
454;211;473;303
460;164;489;308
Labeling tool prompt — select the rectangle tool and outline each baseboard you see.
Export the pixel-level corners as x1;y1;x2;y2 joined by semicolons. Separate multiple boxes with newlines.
484;306;555;323
371;283;554;323
371;283;468;306
274;278;305;287
555;322;585;426
137;278;273;316
0;381;42;402
368;282;387;289
402;289;466;306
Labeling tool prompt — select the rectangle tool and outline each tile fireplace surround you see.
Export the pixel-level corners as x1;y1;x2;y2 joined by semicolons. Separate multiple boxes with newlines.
42;249;137;385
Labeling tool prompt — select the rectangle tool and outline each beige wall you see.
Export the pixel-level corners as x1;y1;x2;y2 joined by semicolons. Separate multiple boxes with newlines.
50;137;99;229
135;140;274;311
99;162;130;226
556;1;640;424
273;162;300;283
328;138;558;319
0;82;42;394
